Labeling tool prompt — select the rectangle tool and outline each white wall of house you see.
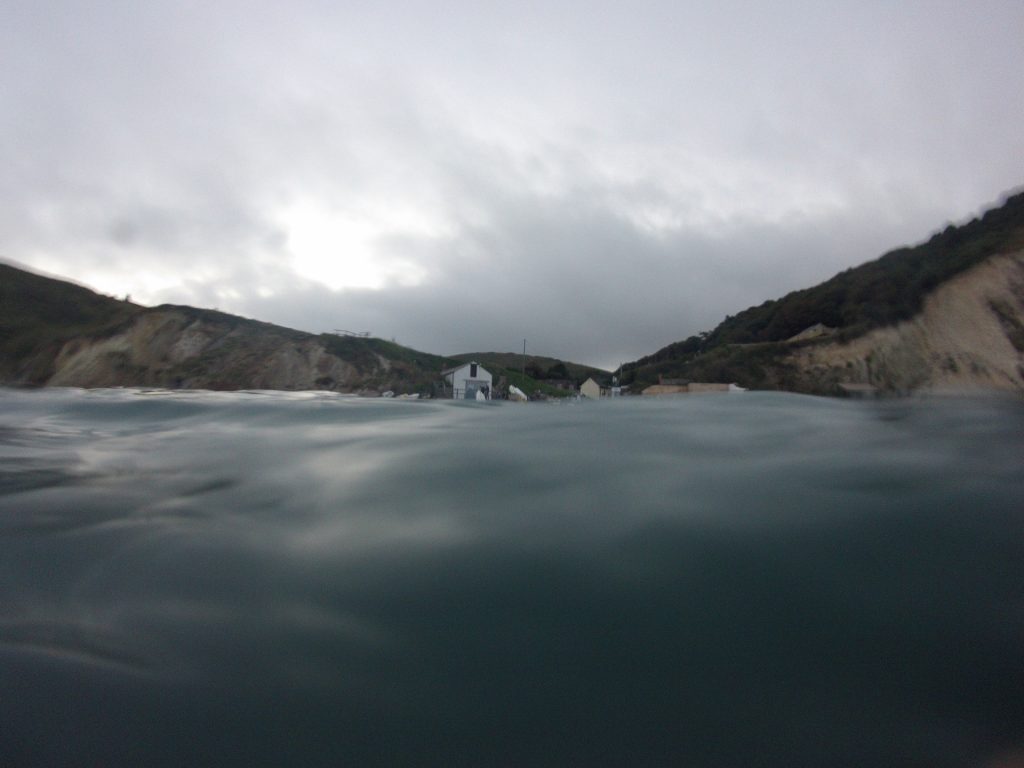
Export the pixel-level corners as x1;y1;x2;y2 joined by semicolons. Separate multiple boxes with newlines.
444;362;493;399
580;377;601;399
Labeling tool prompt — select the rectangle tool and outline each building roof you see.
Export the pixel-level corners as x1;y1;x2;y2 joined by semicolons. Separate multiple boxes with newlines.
441;361;490;377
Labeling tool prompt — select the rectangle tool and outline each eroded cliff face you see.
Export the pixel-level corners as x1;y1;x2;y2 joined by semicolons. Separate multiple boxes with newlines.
787;251;1024;394
42;308;382;392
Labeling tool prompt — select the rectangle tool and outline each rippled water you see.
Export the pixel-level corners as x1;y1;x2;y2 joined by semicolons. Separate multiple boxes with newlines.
1;387;1022;767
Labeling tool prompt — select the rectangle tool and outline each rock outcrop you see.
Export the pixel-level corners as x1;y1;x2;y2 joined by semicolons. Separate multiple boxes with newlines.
622;188;1024;396
787;251;1024;394
44;307;363;390
0;262;450;394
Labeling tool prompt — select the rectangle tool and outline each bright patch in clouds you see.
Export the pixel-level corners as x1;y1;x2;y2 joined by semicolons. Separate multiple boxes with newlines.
280;201;435;291
1;0;1021;367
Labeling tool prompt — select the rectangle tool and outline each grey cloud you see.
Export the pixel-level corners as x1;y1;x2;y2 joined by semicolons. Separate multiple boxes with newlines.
2;0;1023;369
219;177;936;369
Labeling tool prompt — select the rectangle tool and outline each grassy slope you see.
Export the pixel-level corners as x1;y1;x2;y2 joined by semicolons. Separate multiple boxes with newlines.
0;263;605;395
320;334;457;393
0;263;455;391
621;189;1024;390
0;263;143;383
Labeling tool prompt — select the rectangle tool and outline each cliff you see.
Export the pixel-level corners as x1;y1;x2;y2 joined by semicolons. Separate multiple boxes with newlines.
622;188;1024;396
787;251;1024;394
0;265;450;394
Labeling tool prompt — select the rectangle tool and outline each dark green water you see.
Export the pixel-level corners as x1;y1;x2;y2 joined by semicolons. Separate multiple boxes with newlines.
1;387;1022;767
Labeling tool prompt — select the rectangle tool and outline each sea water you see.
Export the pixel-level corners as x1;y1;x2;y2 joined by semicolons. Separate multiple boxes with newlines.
1;387;1022;767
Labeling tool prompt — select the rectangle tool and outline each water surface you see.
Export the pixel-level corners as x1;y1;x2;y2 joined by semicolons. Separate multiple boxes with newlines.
1;388;1022;766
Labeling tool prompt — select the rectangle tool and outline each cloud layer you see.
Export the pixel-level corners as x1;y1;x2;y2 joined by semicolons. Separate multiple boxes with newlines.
3;0;1023;367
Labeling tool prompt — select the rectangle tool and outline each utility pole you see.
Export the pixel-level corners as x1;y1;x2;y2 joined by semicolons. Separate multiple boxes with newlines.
522;339;526;379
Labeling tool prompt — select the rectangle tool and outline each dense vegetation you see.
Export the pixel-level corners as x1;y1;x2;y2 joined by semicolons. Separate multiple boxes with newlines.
621;189;1024;389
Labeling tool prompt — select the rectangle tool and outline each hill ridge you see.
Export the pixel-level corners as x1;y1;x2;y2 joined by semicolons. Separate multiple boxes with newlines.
621;188;1024;395
0;263;598;396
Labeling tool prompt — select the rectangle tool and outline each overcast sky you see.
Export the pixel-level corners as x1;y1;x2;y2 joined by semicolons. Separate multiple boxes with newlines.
3;0;1023;369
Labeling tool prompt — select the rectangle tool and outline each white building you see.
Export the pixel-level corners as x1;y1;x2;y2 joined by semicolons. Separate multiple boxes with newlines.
443;362;493;400
580;377;602;399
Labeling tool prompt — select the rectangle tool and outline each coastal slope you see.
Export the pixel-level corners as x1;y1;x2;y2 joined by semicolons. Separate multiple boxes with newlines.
621;189;1024;395
0;264;450;394
787;251;1024;393
0;264;598;396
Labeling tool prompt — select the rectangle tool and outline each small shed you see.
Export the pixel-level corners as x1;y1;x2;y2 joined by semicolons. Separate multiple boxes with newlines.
580;377;602;399
443;362;493;400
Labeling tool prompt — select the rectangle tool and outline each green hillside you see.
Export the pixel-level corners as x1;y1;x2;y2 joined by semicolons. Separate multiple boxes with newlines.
0;263;142;383
452;351;611;398
621;188;1024;390
320;334;456;393
0;263;454;391
0;263;605;397
454;351;609;382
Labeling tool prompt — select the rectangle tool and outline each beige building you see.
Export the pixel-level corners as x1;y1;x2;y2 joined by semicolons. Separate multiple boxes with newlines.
580;377;602;399
641;383;688;395
642;381;736;395
687;382;731;393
